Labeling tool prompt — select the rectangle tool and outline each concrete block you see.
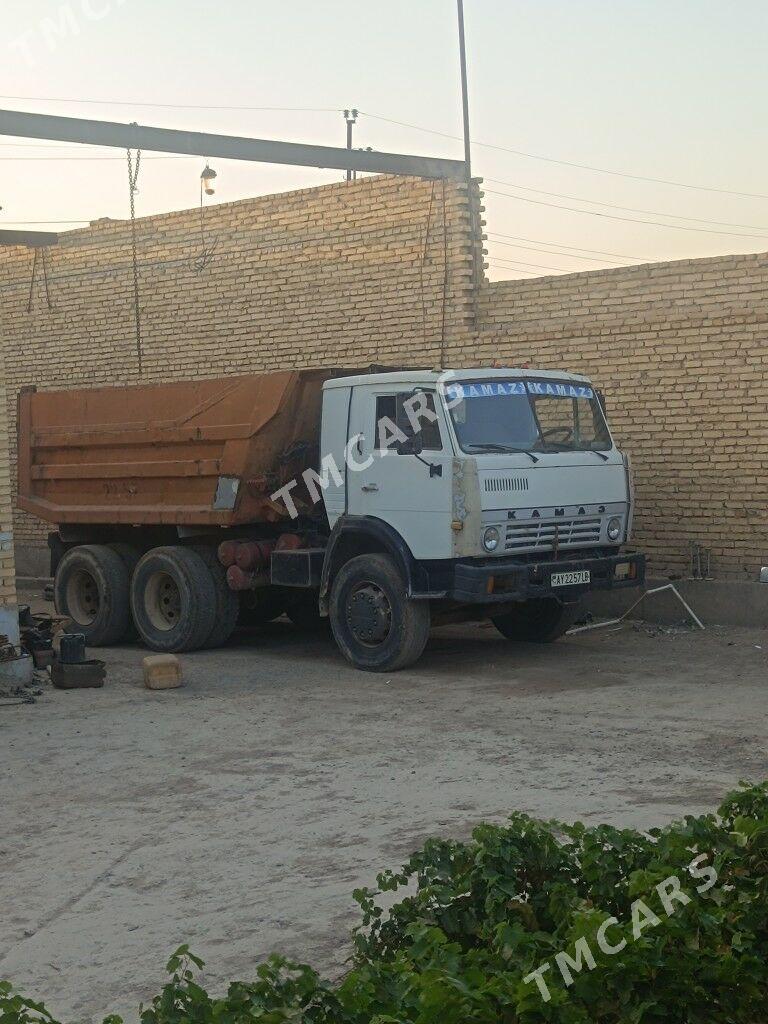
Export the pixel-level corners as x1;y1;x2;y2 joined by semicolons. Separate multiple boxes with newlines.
143;655;182;690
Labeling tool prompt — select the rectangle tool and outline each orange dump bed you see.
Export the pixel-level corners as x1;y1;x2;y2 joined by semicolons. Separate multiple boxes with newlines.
18;369;341;527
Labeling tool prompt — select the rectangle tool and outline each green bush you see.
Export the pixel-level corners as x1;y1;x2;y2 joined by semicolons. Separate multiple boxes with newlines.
3;781;768;1023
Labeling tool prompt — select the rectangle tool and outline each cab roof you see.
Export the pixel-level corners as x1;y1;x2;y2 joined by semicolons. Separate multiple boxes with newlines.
323;367;592;390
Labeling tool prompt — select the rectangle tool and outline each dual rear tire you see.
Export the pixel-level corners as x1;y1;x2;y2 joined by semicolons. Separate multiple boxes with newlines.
55;544;238;652
130;547;219;653
54;545;132;647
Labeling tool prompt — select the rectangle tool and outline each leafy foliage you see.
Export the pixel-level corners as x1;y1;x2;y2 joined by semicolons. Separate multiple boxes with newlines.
3;782;768;1023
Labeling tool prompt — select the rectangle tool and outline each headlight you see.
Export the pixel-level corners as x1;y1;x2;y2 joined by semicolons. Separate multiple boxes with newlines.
607;517;622;541
483;527;500;552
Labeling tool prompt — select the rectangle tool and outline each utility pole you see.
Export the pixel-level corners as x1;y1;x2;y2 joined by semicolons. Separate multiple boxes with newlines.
456;0;479;327
456;1;472;181
343;109;358;181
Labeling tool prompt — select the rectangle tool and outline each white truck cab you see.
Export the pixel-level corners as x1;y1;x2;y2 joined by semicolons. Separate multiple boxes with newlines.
308;367;644;670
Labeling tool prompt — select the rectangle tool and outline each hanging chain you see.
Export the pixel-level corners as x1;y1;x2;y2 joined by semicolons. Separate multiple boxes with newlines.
26;249;39;313
26;247;54;313
194;177;218;273
41;247;52;309
127;145;143;373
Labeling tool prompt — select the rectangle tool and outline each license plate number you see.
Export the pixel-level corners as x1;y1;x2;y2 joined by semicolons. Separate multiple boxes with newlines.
551;570;590;588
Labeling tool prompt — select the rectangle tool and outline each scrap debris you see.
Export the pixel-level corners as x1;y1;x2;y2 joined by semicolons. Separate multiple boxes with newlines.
0;667;47;705
50;631;106;690
1;609;108;702
0;633;17;663
18;604;66;668
568;583;706;636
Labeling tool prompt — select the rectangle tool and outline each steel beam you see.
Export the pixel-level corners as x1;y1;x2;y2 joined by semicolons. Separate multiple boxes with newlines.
0;229;59;247
0;108;466;180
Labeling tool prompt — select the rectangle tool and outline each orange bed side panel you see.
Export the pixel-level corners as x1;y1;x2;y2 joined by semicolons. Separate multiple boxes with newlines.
17;369;342;527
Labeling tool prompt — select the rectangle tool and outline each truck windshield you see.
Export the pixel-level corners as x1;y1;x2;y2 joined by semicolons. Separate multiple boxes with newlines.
444;379;612;454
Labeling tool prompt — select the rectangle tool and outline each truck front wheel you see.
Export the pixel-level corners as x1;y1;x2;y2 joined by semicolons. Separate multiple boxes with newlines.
491;598;579;643
130;547;217;653
54;544;132;646
329;554;430;672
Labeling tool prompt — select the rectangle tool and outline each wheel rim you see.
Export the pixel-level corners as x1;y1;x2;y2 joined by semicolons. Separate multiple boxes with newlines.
65;569;100;625
346;581;392;647
144;571;182;631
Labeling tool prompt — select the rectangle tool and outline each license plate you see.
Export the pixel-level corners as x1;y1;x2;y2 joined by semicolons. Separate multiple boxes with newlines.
551;570;590;588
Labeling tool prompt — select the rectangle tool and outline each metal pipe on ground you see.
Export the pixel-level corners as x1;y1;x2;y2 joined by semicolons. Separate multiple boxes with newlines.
568;584;706;635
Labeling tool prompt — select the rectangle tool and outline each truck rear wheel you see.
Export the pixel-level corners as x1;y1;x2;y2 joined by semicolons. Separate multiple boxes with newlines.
329;554;430;672
190;545;239;648
107;543;141;640
54;544;132;646
130;546;217;653
491;598;579;643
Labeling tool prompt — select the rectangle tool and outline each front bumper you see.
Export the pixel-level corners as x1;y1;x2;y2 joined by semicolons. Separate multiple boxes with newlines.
445;550;646;604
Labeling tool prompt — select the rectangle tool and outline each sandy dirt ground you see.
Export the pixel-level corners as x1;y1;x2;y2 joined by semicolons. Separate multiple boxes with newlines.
1;596;767;1021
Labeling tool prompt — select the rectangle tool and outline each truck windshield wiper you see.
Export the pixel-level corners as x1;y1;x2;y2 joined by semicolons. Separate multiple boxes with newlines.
465;443;539;463
540;442;609;462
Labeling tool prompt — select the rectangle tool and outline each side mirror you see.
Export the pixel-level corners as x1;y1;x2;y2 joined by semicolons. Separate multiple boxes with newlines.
396;433;424;456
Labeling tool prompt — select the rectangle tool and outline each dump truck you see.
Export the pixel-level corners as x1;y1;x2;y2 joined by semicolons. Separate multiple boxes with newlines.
18;366;645;671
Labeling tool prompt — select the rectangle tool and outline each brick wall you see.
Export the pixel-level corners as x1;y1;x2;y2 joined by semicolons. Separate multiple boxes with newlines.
0;371;17;609
1;175;479;571
473;252;768;578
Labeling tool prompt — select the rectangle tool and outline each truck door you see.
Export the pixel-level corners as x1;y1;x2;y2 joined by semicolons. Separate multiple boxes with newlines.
347;386;454;560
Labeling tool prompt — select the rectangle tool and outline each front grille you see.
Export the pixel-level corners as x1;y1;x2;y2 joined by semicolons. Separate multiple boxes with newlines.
484;476;529;494
504;516;602;552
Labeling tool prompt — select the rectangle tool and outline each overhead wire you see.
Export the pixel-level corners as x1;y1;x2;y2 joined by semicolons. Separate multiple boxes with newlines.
0;154;190;161
359;111;768;201
483;177;768;232
486;237;640;265
486;266;540;277
485;231;652;262
484;187;768;241
486;253;587;273
0;142;120;148
485;259;560;277
0;94;339;112
1;93;764;201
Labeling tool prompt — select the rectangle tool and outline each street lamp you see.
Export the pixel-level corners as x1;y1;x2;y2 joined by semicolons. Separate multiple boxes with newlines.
200;164;217;196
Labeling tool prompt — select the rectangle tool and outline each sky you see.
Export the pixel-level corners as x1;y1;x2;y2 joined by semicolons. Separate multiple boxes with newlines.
1;0;767;281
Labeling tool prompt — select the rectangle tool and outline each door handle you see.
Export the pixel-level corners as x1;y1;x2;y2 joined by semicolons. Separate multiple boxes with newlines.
361;483;379;492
